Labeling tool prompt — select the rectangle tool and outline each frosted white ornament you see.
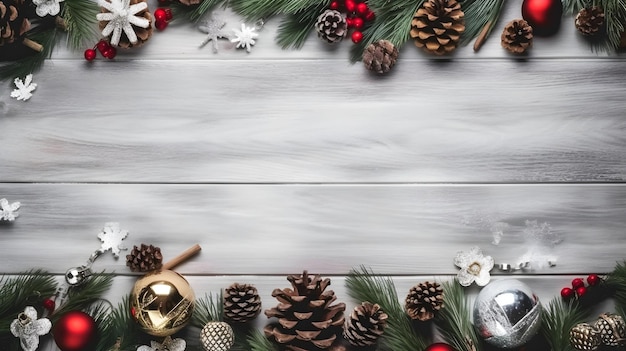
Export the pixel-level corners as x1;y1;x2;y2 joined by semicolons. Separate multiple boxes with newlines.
10;306;51;351
0;198;20;221
453;246;494;286
231;24;259;52
98;222;129;257
199;15;230;53
10;75;37;102
137;336;186;351
96;0;150;46
33;0;64;17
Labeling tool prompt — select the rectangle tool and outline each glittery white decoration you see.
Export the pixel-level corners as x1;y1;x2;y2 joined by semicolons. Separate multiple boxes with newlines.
453;246;494;287
10;75;37;102
33;0;64;17
97;222;129;257
0;198;21;221
137;336;186;351
231;24;259;52
96;0;150;46
10;306;52;351
199;16;230;53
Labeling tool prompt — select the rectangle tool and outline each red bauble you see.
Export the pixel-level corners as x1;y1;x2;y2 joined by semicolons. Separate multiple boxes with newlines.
571;278;585;289
352;17;364;30
587;274;600;286
576;286;587;297
521;0;562;36
351;30;363;43
560;287;575;299
53;311;97;351
425;343;457;351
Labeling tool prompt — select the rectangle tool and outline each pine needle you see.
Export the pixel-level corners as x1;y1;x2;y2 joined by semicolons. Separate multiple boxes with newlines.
191;292;224;328
0;28;58;81
170;0;228;23
435;280;484;351
276;4;327;49
230;0;319;21
346;266;429;351
562;0;626;51
52;273;114;323
460;0;504;48
95;295;143;351
540;298;588;351
247;329;279;351
63;0;100;50
606;260;626;312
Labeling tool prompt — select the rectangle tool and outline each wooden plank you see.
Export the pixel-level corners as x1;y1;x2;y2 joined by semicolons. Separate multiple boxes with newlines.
0;183;624;275
1;59;625;183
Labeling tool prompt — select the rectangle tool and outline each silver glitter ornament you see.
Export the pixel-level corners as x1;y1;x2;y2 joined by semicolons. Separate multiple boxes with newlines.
473;279;542;348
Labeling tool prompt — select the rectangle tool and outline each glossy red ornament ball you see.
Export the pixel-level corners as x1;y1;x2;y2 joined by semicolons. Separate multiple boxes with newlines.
83;49;97;61
521;0;562;36
329;0;339;10
424;343;457;351
352;17;364;30
587;274;600;286
53;311;97;351
154;8;168;22
356;2;368;15
43;298;56;312
560;287;575;299
155;19;169;31
576;286;587;297
351;30;363;43
364;10;375;21
571;278;585;289
345;0;356;12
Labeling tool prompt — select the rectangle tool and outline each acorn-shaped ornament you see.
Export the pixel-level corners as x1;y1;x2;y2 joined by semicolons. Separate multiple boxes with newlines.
200;321;235;351
570;323;602;351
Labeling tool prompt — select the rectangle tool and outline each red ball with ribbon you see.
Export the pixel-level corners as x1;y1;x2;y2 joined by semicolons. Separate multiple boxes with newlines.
521;0;563;36
53;311;97;351
425;343;457;351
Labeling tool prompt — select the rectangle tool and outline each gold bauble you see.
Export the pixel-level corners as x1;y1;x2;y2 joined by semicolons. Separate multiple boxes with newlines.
129;269;195;337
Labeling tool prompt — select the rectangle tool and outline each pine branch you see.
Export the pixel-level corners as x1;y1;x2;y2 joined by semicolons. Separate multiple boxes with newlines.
63;0;100;50
349;0;424;62
460;0;505;49
540;298;588;351
52;274;114;323
606;260;626;312
0;28;58;81
435;280;484;351
191;292;224;328
276;3;327;49
170;0;228;23
562;0;626;51
247;329;279;351
0;270;57;332
96;295;143;351
346;266;429;351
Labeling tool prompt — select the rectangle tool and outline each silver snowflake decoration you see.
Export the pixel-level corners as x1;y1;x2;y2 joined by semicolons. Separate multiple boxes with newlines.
231;24;259;52
96;0;150;46
33;0;64;17
137;336;186;351
97;222;129;257
10;75;37;101
1;198;20;221
10;306;51;351
198;16;230;53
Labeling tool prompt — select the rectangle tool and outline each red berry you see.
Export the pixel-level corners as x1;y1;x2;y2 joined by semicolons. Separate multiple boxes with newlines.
351;30;363;43
352;17;364;29
571;278;585;289
346;17;354;28
164;8;173;20
364;10;375;21
345;0;356;12
587;274;600;286
155;19;168;30
42;298;55;312
560;287;575;299
84;48;97;61
154;8;167;22
356;2;368;15
97;40;110;54
103;47;117;59
576;286;587;297
329;0;340;10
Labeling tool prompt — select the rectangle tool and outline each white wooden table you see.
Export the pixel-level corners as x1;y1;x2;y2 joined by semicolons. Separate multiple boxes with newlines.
1;0;625;349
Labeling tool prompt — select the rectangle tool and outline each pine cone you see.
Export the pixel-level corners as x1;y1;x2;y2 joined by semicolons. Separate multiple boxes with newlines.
126;244;163;272
594;313;626;347
501;19;533;54
98;0;153;48
0;0;30;46
264;270;346;351
343;302;388;347
570;323;602;350
224;283;262;323
410;0;465;55
363;39;398;74
405;281;443;321
315;9;347;44
200;321;235;351
575;7;605;36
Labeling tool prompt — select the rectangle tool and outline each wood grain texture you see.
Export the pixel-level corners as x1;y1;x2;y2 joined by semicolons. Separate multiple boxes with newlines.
1;183;624;275
1;59;625;183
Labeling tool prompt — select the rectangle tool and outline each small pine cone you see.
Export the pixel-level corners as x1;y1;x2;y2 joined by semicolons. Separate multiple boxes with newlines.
575;7;605;36
501;19;533;54
363;39;398;74
570;323;602;350
98;0;153;48
0;0;30;46
224;283;261;323
405;281;443;321
343;302;388;347
410;0;465;55
315;9;347;44
126;244;163;272
594;313;626;347
200;321;235;351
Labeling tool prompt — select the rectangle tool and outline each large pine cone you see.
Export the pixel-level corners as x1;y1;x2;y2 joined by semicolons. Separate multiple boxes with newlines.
126;244;163;272
224;283;262;323
0;0;30;46
264;271;346;351
98;0;153;48
570;323;602;351
363;39;398;74
575;7;605;36
315;9;347;44
343;302;388;347
594;313;626;347
501;19;533;54
410;0;465;55
405;281;443;321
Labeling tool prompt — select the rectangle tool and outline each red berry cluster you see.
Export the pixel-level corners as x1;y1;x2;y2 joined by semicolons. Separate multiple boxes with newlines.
84;40;117;61
561;274;601;299
328;0;375;44
154;8;173;31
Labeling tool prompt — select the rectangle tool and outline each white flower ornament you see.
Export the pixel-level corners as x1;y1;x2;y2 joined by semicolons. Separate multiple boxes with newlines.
96;0;150;46
33;0;64;17
137;336;186;351
10;306;52;351
454;246;494;287
10;75;37;101
1;198;21;221
231;24;259;52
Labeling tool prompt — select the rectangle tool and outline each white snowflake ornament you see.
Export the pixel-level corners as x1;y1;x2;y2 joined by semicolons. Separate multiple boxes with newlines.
33;0;64;17
198;16;230;53
1;198;21;221
10;306;52;351
453;246;494;287
96;0;150;46
231;24;259;52
137;336;186;351
10;75;37;101
97;222;129;257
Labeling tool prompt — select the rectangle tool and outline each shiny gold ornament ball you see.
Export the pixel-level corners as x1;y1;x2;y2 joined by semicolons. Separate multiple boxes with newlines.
200;321;235;351
129;270;195;337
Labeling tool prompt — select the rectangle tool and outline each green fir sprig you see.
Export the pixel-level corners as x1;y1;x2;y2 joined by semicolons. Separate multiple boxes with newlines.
606;261;626;312
63;0;100;50
0;28;58;81
346;266;429;351
563;0;626;51
170;0;228;23
95;295;144;351
435;280;484;351
191;292;224;328
52;273;114;323
460;0;505;50
247;329;279;351
540;298;588;351
276;3;328;49
230;0;319;21
0;270;57;333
